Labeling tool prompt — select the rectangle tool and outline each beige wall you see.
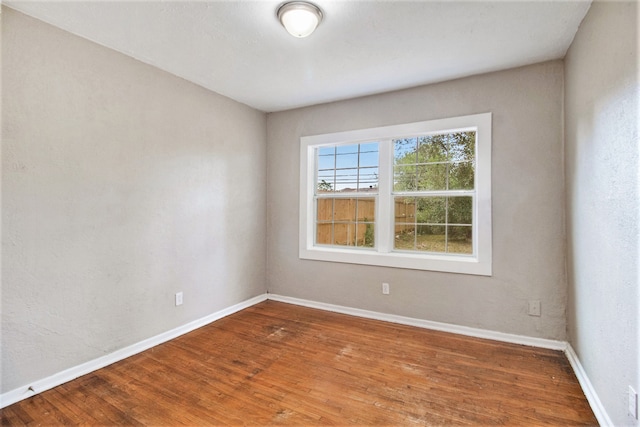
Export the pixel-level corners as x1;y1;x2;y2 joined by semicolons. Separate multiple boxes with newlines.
565;1;639;425
267;61;567;340
1;8;267;393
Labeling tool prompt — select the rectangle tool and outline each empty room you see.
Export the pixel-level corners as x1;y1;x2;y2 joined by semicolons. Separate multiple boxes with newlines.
1;0;638;425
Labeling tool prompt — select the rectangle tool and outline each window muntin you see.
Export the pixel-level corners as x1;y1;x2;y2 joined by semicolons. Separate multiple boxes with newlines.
316;143;379;193
315;142;379;248
392;131;476;255
393;196;473;254
315;197;375;248
299;113;492;276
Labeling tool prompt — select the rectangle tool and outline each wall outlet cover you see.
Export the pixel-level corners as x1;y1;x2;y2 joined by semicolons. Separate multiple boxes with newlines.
528;300;541;317
382;283;390;295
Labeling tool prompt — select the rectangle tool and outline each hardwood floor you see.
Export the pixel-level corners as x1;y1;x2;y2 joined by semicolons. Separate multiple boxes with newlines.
1;300;597;426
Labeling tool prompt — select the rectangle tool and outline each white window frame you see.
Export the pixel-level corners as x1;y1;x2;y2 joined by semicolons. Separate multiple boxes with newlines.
299;113;492;276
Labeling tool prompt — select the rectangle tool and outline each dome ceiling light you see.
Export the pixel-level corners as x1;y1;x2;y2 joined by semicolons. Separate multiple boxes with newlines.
277;1;323;38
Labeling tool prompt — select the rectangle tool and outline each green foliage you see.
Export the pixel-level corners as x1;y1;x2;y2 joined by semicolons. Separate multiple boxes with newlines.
394;132;475;191
317;179;333;192
363;218;374;247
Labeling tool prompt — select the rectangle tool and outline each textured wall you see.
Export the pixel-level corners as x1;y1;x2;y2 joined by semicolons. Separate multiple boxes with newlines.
1;8;267;393
564;1;639;425
267;61;567;340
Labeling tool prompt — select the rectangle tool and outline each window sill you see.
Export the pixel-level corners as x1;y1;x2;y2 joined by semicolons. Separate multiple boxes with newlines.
299;245;492;276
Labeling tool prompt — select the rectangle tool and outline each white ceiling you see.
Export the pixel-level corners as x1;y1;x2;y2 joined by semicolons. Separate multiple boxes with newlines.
6;1;591;112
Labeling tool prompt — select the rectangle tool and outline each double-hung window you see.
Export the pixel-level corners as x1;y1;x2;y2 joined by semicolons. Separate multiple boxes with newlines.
299;113;492;276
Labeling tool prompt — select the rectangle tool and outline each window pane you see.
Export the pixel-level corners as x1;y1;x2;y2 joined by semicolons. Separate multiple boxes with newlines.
336;144;358;155
357;197;375;249
447;132;475;163
418;135;449;163
415;197;446;224
333;223;356;246
317;170;335;193
316;198;333;221
316;222;332;245
394;164;416;191
394;138;418;164
358;167;379;191
394;197;416;250
318;147;335;170
394;224;416;250
395;224;450;253
415;225;446;252
318;146;335;156
448;196;473;225
394;197;415;229
356;198;375;221
359;142;379;167
416;225;446;252
333;198;356;221
416;163;447;191
335;168;358;192
447;225;472;254
356;222;375;248
336;152;358;169
448;161;474;190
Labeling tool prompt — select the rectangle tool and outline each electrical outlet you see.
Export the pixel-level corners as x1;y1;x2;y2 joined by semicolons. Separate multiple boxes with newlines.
629;386;638;419
382;282;390;295
528;300;541;317
175;292;183;306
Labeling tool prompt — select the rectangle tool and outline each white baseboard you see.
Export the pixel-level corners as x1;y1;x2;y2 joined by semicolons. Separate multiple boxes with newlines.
2;291;611;427
565;343;613;427
267;293;567;351
0;293;268;409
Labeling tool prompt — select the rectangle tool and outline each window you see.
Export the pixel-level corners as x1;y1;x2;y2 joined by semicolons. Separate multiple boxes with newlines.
299;113;492;276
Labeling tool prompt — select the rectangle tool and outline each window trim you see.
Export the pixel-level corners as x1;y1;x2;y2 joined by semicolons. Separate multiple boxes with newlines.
299;113;492;276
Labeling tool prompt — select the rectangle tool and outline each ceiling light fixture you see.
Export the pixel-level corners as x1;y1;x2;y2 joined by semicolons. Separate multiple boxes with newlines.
277;1;323;38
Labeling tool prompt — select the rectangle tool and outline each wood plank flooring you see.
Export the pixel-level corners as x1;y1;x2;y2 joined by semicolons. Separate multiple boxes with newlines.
1;300;598;425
